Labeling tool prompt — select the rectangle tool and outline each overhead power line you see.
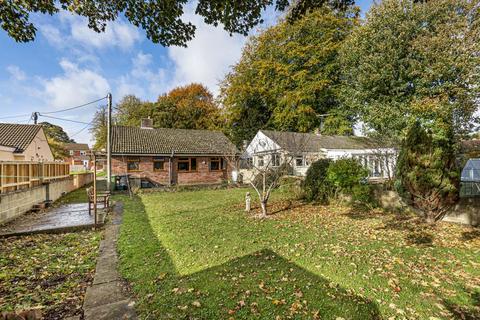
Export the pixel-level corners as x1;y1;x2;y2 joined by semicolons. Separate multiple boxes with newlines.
0;114;31;120
38;114;91;125
0;96;108;121
41;96;107;114
70;119;96;138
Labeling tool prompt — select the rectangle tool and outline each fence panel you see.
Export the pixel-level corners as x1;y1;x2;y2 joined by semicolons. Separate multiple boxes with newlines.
0;161;70;194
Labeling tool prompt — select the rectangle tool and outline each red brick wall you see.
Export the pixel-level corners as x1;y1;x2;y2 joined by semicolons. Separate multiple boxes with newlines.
176;157;227;185
112;156;229;186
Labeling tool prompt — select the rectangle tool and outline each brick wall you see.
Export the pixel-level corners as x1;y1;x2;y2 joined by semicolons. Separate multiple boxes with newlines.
112;156;229;186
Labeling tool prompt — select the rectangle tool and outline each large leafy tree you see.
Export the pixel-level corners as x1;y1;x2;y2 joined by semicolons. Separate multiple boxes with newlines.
0;0;353;46
90;106;107;150
341;0;480;140
40;122;74;159
220;8;358;146
92;83;221;147
158;83;220;130
114;83;220;130
114;95;154;127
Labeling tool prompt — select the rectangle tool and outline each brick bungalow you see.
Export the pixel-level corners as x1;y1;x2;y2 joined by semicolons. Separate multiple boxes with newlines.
111;121;238;186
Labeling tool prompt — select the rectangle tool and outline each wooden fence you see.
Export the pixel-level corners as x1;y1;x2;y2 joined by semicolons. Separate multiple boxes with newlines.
0;161;70;194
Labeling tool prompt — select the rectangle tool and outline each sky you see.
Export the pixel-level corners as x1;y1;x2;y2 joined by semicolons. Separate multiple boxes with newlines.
0;1;374;145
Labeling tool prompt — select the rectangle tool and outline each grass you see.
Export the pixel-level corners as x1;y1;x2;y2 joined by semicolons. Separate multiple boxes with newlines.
117;188;480;319
0;231;101;319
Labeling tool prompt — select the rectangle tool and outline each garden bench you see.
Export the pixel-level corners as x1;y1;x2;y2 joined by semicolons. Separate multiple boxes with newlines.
86;187;110;215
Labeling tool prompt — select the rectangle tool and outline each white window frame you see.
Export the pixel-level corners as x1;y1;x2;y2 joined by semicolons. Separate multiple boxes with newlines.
295;156;305;167
271;153;280;167
257;155;264;167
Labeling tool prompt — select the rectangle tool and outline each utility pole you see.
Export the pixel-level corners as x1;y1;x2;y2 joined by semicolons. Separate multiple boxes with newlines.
32;112;38;124
107;93;112;191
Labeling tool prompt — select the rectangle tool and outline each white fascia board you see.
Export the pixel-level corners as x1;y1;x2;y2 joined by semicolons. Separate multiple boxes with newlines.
0;145;15;152
245;131;282;156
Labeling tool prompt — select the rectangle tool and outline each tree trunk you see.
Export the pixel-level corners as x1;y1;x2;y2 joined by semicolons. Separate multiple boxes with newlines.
425;213;435;224
260;200;267;218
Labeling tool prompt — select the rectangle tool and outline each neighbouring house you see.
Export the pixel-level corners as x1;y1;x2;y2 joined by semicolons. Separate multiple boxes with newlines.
111;120;238;187
64;143;91;171
243;130;397;180
0;123;54;161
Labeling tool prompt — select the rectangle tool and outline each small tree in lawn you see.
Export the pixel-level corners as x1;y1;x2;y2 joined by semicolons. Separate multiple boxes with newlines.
248;133;309;218
396;121;459;223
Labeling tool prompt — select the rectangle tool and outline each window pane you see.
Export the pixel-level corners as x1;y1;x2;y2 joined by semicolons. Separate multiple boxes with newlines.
154;161;164;171
258;156;264;167
127;161;139;171
191;158;197;171
210;159;220;171
272;153;280;167
296;157;303;166
178;162;189;171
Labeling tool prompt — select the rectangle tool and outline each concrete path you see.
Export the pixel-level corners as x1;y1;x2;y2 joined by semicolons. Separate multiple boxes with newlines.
0;203;98;237
83;202;137;319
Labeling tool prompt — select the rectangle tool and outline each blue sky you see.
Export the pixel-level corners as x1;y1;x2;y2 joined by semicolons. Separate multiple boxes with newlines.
0;1;374;144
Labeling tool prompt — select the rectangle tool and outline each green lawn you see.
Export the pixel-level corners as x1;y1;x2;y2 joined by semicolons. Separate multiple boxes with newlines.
117;188;480;319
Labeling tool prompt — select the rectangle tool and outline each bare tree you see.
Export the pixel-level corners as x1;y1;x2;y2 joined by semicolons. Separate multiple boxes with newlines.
246;132;312;218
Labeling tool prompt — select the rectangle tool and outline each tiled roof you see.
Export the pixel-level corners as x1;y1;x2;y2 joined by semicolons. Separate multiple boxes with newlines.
64;143;90;151
0;123;42;153
112;126;238;155
261;130;386;152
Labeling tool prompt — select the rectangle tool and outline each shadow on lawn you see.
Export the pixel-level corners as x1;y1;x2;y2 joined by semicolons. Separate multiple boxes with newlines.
117;196;383;319
442;287;480;320
462;229;480;241
375;212;436;246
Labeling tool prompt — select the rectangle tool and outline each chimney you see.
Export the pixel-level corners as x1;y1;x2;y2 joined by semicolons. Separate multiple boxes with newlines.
242;140;249;151
141;118;153;129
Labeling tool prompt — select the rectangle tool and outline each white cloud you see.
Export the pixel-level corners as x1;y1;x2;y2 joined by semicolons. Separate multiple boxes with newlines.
166;5;280;96
39;12;141;51
116;52;169;100
6;65;27;81
38;24;64;48
42;59;110;108
167;12;247;96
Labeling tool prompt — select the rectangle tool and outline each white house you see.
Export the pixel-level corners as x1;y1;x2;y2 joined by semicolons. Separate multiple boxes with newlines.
243;130;397;180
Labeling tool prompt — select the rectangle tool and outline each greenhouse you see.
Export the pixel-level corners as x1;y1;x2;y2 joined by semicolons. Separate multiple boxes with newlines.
461;158;480;197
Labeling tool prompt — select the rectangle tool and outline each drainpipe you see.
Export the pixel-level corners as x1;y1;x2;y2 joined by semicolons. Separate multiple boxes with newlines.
169;149;175;186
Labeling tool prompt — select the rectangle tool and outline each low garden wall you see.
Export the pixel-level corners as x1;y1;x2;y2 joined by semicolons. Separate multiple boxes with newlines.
373;188;479;227
0;173;93;225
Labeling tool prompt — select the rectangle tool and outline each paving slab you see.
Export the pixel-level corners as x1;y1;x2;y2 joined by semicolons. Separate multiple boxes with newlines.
83;300;136;320
0;203;101;236
83;202;137;319
84;280;129;309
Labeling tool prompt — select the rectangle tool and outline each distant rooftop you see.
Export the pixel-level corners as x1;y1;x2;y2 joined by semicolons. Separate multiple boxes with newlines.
0;123;42;153
64;143;89;151
260;130;389;153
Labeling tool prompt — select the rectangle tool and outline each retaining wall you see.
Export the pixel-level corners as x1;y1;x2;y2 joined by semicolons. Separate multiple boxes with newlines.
0;173;93;225
374;188;479;226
